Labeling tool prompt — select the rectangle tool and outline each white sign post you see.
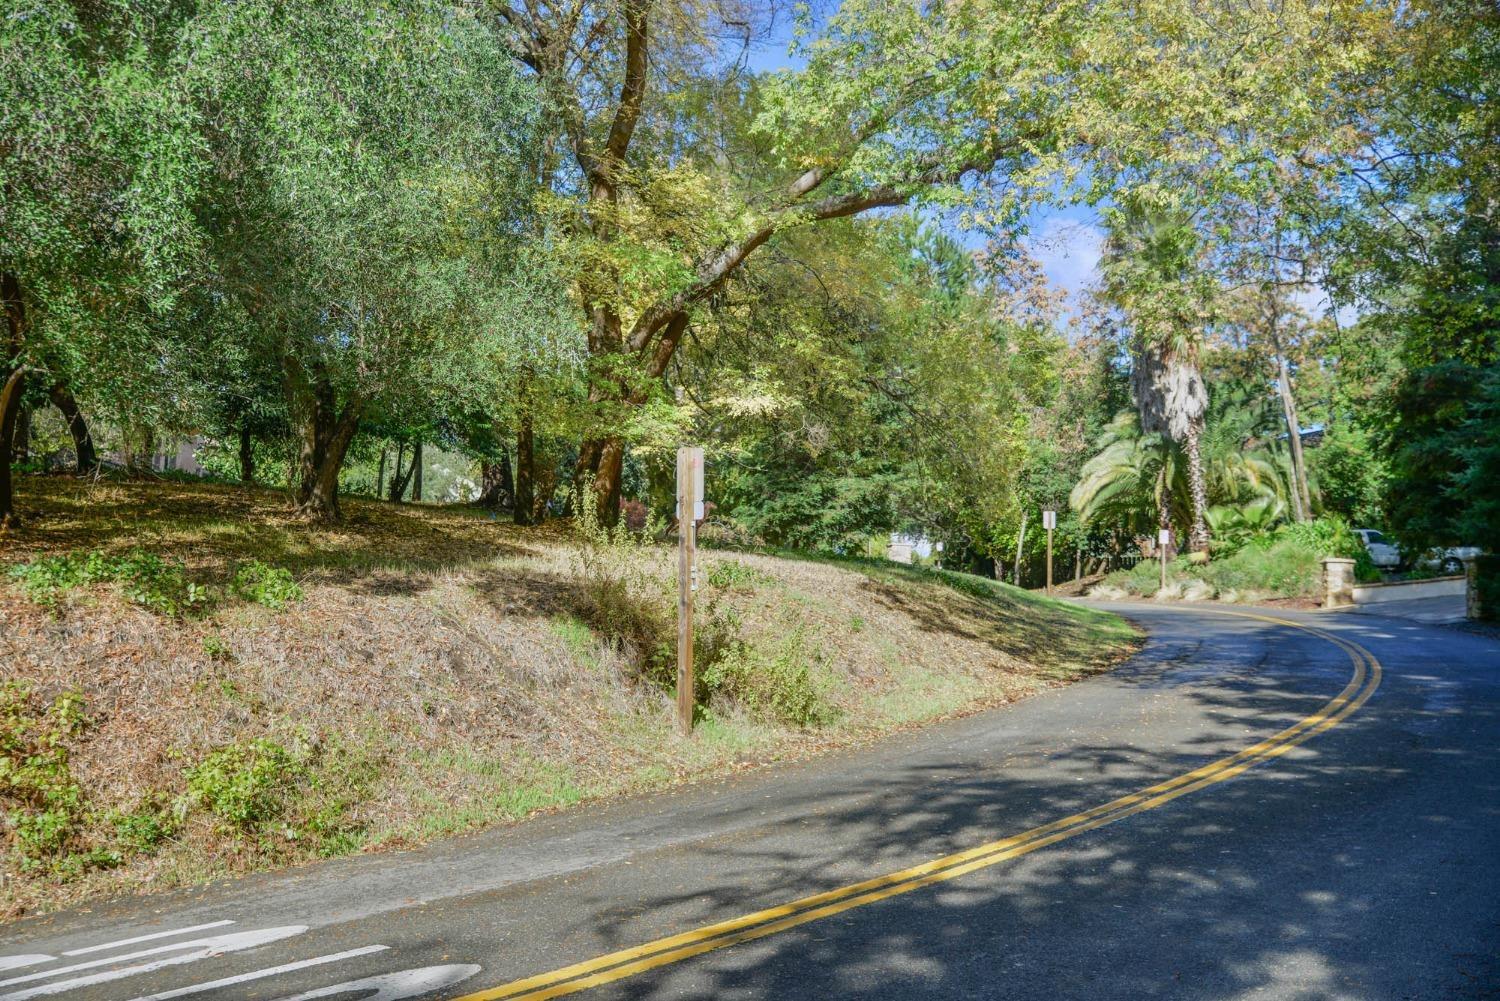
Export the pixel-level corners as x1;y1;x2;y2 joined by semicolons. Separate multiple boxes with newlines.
1158;527;1172;592
1042;510;1057;594
676;446;704;736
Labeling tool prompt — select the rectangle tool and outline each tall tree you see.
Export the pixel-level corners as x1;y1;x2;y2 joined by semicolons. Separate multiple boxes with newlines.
0;0;200;527
498;0;1378;523
1098;201;1218;554
186;0;552;521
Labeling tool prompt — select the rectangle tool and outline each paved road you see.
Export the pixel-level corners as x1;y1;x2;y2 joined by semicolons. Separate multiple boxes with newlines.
4;605;1498;1000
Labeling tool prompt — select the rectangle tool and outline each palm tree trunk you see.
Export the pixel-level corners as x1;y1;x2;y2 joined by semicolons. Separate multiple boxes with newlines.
1274;349;1312;521
1183;419;1211;554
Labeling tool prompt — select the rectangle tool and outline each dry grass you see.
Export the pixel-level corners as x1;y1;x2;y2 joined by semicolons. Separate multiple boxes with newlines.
1;475;1138;919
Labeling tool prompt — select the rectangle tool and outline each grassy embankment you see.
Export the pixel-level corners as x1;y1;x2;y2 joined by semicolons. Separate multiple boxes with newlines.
1;475;1137;919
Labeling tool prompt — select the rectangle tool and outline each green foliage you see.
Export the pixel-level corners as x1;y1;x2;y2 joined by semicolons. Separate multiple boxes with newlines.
183;738;305;831
7;549;307;616
705;561;774;591
700;628;837;729
230;561;304;610
0;683;117;876
570;489;675;675
1308;423;1389;528
1104;517;1370;599
1206;498;1286;554
7;549;208;615
108;797;179;853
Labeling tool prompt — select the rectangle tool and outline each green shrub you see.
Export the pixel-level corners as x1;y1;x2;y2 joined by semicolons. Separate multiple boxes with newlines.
570;490;675;675
109;797;179;852
183;737;305;830
706;560;773;590
7;549;209;615
701;627;836;728
1199;538;1322;596
0;683;105;874
230;560;304;609
1102;558;1173;596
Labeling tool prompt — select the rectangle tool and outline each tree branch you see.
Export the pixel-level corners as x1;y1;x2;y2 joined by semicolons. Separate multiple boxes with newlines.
627;147;1003;352
599;0;650;180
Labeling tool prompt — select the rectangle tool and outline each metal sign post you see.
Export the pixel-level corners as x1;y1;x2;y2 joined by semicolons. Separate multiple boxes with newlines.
1158;527;1171;592
1042;510;1057;594
676;446;704;736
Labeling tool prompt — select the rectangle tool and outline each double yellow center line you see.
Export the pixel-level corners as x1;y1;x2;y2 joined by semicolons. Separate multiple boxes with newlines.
456;611;1381;1001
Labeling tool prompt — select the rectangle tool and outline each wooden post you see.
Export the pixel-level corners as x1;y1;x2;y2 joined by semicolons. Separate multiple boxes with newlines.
1042;510;1056;594
676;446;703;735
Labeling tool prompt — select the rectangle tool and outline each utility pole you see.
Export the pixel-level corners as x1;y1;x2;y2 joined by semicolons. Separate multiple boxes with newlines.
676;446;704;736
1043;510;1056;594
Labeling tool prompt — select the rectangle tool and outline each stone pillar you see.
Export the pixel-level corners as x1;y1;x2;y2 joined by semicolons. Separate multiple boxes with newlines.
1466;555;1498;622
1321;557;1356;609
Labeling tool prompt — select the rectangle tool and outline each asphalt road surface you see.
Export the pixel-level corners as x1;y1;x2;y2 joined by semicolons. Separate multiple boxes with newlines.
4;604;1498;1000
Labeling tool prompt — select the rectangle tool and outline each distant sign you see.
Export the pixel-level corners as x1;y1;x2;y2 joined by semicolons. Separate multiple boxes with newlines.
1158;528;1172;546
1042;510;1057;530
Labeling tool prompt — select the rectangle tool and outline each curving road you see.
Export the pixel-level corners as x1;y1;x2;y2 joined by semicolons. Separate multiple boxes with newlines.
4;605;1498;1000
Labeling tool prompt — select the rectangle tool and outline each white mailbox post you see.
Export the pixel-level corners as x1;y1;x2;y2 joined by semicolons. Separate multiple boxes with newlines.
1158;527;1172;592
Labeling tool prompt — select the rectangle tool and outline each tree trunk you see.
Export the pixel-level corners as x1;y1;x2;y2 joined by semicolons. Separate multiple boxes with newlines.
238;415;255;484
479;451;513;509
3;273;26;527
1013;509;1028;587
533;445;558;523
592;437;624;526
11;404;29;463
411;439;423;502
294;404;361;522
376;448;387;499
0;367;24;530
1182;418;1211;554
286;362;361;522
514;417;535;526
1274;349;1312;522
49;385;97;474
123;425;155;476
388;443;408;502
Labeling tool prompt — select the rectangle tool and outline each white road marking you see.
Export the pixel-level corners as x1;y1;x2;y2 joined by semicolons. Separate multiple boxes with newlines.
0;926;308;1001
0;963;49;976
268;965;482;1001
121;945;390;1001
61;921;236;957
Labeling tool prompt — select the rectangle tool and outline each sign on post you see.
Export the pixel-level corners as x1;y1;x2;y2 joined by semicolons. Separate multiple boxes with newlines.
1042;510;1056;594
676;447;703;736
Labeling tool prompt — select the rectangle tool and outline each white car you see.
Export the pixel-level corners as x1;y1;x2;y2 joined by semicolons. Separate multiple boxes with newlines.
1356;529;1476;575
1355;528;1401;569
1422;545;1480;576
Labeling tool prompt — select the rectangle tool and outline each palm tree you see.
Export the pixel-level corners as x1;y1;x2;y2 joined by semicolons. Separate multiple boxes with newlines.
1098;201;1219;555
1072;398;1292;548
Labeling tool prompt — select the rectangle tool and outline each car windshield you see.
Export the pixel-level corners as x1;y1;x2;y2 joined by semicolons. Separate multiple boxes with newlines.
1366;530;1386;543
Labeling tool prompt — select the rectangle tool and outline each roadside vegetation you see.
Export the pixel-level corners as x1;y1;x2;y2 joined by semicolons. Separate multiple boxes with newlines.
1090;517;1378;603
0;478;1136;918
